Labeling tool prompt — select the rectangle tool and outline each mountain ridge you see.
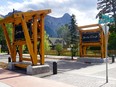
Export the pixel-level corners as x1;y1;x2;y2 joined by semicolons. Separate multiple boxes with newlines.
0;10;71;37
0;14;4;18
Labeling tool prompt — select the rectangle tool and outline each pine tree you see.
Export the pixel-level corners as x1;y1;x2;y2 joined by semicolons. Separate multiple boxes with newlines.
69;14;79;59
69;14;78;45
96;0;116;28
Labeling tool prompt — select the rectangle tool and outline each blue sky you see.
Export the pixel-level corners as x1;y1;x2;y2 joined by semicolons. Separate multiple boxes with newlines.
0;0;98;26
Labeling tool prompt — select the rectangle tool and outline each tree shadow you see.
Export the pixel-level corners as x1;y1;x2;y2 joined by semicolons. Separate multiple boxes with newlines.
46;59;103;73
0;68;25;80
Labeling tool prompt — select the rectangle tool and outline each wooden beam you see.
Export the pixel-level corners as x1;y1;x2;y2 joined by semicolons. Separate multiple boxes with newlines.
33;16;38;63
19;45;23;62
79;29;100;32
14;9;51;18
79;24;99;29
12;45;17;62
79;32;82;57
14;41;26;45
1;24;14;59
40;14;45;65
82;55;101;57
82;43;101;46
22;58;40;62
22;58;32;61
0;16;14;24
15;63;29;69
83;46;87;56
101;30;104;58
0;9;51;24
21;15;37;65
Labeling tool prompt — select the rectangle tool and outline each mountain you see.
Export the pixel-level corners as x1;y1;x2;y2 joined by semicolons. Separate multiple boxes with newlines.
5;10;22;17
3;10;71;37
45;13;71;37
0;14;4;18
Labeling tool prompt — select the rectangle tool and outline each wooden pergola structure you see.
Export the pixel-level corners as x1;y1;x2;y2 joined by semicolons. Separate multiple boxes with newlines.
79;24;106;58
0;9;51;67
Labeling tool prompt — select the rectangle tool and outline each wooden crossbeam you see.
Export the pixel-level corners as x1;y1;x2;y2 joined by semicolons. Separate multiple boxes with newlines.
22;58;40;62
82;43;101;46
0;9;51;24
14;63;29;69
0;16;14;24
79;28;101;32
79;24;99;29
14;41;26;45
14;9;51;18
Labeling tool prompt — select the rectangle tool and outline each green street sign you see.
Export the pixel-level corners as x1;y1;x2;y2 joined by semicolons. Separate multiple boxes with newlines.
99;14;114;24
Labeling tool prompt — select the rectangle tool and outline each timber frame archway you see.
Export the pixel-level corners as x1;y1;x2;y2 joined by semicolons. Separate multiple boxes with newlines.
0;9;51;67
79;24;106;58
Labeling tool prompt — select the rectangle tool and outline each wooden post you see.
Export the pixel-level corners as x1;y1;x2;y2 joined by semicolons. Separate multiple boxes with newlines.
19;45;23;62
83;46;87;56
101;30;104;58
1;24;14;60
40;14;45;65
12;45;17;62
21;15;37;65
79;31;82;57
33;16;38;62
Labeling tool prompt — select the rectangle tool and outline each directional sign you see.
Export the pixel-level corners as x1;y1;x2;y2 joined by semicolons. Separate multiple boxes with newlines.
99;14;114;24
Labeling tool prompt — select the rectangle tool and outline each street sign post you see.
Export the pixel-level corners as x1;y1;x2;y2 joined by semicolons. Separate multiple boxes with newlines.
99;14;113;83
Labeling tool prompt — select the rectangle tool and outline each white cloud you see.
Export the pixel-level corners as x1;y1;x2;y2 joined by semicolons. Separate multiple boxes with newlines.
0;0;98;25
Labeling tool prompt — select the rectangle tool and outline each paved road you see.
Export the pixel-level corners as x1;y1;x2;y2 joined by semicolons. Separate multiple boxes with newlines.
1;54;116;87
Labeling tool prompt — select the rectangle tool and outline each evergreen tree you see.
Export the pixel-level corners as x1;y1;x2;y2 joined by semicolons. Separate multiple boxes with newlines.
69;14;79;45
69;14;79;58
108;32;116;50
96;0;116;28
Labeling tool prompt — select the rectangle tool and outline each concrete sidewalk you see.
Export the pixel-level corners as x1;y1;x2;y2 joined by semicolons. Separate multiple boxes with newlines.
0;82;11;87
0;68;76;87
44;60;116;87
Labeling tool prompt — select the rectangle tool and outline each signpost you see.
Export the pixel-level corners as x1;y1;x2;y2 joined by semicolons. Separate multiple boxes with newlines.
99;14;114;83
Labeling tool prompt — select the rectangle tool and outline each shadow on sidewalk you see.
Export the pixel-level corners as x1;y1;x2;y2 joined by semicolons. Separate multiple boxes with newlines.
46;60;103;73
